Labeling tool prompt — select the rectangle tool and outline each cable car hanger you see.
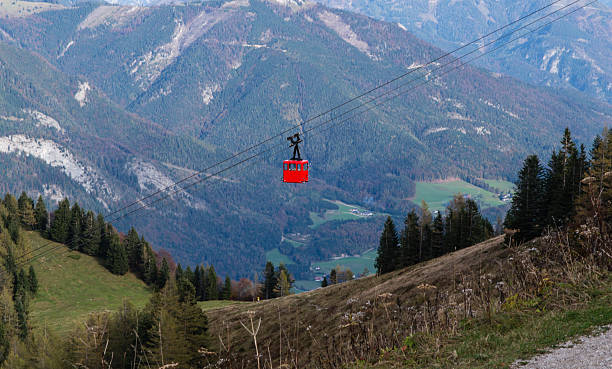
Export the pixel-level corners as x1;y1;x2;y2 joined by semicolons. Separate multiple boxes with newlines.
283;133;309;183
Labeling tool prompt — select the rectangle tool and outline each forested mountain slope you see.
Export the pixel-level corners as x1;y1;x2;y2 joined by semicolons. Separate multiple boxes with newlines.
315;0;612;104
0;0;610;278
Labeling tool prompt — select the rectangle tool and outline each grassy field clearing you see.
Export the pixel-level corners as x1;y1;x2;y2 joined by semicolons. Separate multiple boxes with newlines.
411;179;505;211
265;248;295;266
309;199;379;229
482;179;515;193
312;249;376;276
27;232;152;334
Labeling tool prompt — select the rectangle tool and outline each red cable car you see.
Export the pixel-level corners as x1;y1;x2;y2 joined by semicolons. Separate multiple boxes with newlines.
283;133;309;183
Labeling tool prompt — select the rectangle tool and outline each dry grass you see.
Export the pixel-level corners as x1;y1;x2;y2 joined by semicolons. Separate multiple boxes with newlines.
205;228;611;368
206;236;509;367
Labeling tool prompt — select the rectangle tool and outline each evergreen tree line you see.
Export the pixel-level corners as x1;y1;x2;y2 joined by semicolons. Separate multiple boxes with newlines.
0;194;41;363
261;261;294;299
10;192;170;290
175;263;234;301
376;197;493;275
505;128;612;243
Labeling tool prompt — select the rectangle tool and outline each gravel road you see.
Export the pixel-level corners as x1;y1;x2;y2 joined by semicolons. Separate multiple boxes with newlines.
513;325;612;368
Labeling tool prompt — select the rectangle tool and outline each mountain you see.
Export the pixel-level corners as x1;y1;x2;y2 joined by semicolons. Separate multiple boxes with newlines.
0;0;611;279
314;0;612;104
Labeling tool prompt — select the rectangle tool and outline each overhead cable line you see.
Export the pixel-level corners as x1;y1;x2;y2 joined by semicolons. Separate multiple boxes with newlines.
7;0;593;273
100;0;569;222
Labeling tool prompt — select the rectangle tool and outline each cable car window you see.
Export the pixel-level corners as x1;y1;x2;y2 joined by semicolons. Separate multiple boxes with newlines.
284;163;288;170
297;164;301;171
290;163;296;171
304;163;308;170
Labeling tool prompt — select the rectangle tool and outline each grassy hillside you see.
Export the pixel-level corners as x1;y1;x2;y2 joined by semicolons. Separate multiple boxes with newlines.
205;235;612;368
411;179;506;211
27;232;152;334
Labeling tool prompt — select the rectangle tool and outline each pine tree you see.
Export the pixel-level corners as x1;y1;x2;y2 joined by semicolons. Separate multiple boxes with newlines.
67;203;83;250
107;232;129;275
143;246;158;286
80;211;100;256
545;128;585;227
262;262;276;299
321;277;328;288
577;129;612;231
431;212;445;258
17;192;36;229
3;193;18;216
34;195;48;232
198;266;208;301
124;228;143;271
49;198;70;243
27;265;38;295
222;276;232;300
375;216;399;275
178;277;196;303
157;258;170;290
419;201;433;262
97;215;110;258
505;155;547;243
330;268;337;284
175;263;184;281
399;211;420;268
206;265;218;300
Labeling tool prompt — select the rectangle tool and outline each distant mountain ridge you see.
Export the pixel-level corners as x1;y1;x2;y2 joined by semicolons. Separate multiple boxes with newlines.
0;0;610;279
313;0;612;104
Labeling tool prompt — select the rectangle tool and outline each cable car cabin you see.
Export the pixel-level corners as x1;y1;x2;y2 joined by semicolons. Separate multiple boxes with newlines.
283;160;309;183
283;133;309;183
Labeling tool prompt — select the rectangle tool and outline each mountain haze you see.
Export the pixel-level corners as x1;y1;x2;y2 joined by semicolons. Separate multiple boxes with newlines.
0;0;611;278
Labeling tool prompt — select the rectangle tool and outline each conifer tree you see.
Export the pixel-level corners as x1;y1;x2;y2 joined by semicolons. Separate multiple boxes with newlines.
157;258;170;290
419;201;433;262
321;276;328;288
124;227;142;271
505;155;547;242
97;214;110;258
80;210;100;256
27;265;38;295
143;247;158;286
178;277;196;303
67;203;83;250
175;263;184;281
206;265;218;300
262;262;276;299
431;212;445;258
193;265;202;300
577;129;612;231
3;193;18;216
34;195;48;232
222;276;232;300
17;192;35;229
330;268;337;284
375;216;399;275
198;266;208;301
49;198;70;243
107;232;129;275
399;211;420;268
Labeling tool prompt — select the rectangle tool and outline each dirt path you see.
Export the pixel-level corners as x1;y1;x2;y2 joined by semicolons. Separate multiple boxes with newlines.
513;325;612;368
